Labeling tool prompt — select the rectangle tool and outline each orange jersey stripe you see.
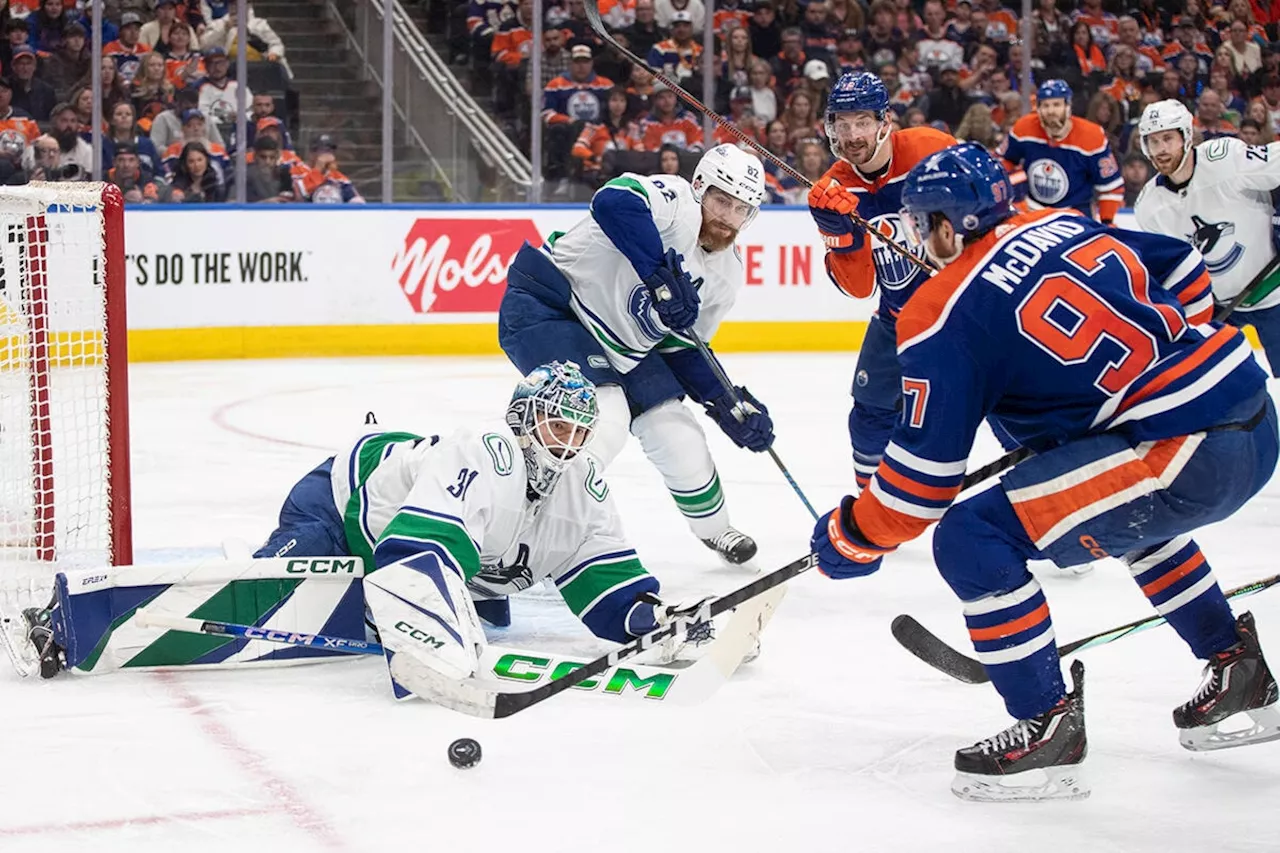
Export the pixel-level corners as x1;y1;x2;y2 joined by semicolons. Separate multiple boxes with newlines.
1141;551;1206;597
1117;326;1238;414
852;487;933;548
968;602;1050;643
876;464;963;503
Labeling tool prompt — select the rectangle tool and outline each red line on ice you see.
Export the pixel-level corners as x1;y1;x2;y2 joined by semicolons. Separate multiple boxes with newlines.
0;806;274;836
157;671;350;850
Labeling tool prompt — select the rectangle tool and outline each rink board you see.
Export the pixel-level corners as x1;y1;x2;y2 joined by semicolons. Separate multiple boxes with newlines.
114;205;1159;361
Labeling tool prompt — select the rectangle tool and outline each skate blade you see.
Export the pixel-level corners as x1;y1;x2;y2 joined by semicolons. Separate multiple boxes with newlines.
951;766;1090;803
1179;704;1280;752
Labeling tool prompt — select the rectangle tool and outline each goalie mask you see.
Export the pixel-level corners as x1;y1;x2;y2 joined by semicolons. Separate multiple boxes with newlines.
506;361;599;499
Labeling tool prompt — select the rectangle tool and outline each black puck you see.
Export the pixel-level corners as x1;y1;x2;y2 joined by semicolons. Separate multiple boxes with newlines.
448;737;482;769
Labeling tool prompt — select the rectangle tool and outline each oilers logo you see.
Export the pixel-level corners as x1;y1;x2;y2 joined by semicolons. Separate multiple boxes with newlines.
1027;158;1070;205
627;284;666;342
567;90;603;122
0;129;26;160
1188;215;1245;276
868;213;927;290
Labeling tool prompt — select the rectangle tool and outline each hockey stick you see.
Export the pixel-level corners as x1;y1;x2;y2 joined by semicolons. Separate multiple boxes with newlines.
891;571;1280;684
581;0;936;276
1213;256;1280;323
684;331;820;520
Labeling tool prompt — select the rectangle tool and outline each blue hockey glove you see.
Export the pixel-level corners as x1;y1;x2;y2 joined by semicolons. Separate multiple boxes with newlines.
811;495;896;579
705;386;774;452
642;248;700;331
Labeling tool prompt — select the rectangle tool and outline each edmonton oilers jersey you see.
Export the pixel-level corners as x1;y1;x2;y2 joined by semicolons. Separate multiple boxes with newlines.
819;126;955;327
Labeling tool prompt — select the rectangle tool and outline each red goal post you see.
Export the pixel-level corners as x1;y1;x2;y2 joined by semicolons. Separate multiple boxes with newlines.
0;182;131;599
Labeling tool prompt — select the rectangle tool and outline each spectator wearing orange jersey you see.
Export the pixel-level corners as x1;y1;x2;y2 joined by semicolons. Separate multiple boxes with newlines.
712;87;765;147
712;0;749;41
169;141;227;203
108;142;165;204
630;82;704;151
163;22;205;90
976;0;1017;43
598;0;636;29
491;0;533;115
1071;0;1118;48
105;13;152;84
1161;19;1214;77
162;109;229;178
0;78;41;159
1103;46;1143;119
299;135;363;204
647;10;701;87
571;86;641;182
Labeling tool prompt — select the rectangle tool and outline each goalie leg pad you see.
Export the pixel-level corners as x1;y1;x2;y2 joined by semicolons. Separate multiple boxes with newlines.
254;459;348;559
365;557;487;691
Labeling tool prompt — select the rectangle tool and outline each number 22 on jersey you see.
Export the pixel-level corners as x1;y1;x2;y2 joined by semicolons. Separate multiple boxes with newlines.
1015;234;1187;395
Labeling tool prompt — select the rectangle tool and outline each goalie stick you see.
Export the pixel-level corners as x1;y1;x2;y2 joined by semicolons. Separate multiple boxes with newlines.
581;0;936;277
891;571;1280;684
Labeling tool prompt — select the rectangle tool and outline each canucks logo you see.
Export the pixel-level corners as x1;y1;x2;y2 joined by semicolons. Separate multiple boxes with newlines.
1027;158;1070;205
628;284;666;341
1189;215;1245;276
869;214;927;290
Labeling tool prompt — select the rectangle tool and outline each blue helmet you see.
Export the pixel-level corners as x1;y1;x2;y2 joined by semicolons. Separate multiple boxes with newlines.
1036;78;1072;104
825;71;889;121
900;143;1014;242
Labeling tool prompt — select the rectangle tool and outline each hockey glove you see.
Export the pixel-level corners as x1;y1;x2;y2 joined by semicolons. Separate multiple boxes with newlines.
634;592;716;664
811;495;896;579
705;386;774;452
642;248;700;332
808;177;863;253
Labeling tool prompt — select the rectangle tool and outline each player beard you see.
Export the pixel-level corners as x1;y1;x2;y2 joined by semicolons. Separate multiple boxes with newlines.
699;219;738;252
1150;150;1181;176
837;137;872;166
1040;113;1068;137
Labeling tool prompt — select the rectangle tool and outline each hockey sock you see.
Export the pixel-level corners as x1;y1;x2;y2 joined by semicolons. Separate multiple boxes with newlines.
632;399;731;538
848;401;896;492
1124;536;1238;658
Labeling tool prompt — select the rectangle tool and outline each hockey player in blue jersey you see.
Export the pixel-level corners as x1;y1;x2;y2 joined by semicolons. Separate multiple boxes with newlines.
810;142;1280;802
999;79;1124;225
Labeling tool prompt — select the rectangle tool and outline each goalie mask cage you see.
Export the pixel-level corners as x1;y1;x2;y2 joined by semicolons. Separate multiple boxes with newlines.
0;182;131;600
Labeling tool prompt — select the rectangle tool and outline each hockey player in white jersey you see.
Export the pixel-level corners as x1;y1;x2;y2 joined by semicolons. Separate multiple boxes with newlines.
499;144;772;565
1135;99;1280;372
252;362;707;699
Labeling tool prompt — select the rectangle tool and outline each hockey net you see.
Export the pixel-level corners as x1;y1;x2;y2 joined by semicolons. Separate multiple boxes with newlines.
0;183;131;609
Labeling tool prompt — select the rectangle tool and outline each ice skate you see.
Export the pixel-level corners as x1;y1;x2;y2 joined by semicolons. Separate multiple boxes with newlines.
702;527;757;565
1174;612;1280;752
952;661;1089;803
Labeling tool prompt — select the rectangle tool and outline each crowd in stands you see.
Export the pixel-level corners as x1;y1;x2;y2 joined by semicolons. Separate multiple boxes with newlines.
0;0;363;203
449;0;1280;202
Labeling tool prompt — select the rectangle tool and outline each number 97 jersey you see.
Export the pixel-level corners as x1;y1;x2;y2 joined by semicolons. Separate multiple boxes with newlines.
859;209;1268;548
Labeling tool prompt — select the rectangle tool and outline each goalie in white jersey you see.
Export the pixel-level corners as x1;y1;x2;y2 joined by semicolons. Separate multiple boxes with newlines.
1135;99;1280;372
499;144;773;565
252;362;705;699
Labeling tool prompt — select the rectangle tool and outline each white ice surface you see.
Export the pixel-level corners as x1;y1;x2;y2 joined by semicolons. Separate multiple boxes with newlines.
2;353;1278;852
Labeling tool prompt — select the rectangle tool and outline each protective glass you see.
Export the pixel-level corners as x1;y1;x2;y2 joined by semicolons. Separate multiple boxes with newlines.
898;207;930;249
825;112;882;142
702;185;758;230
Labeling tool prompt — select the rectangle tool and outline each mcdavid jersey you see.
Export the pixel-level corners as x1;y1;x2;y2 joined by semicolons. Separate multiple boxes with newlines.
329;429;657;642
999;114;1123;223
546;172;743;375
1134;137;1280;312
850;209;1264;550
819;126;955;327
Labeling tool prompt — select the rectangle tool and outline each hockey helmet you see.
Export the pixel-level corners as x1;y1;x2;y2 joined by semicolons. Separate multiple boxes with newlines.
900;142;1014;244
825;71;891;163
1036;78;1073;105
691;144;767;229
1138;99;1194;165
506;361;598;499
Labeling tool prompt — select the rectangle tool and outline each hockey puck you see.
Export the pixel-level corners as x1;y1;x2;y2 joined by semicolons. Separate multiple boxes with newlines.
447;737;482;769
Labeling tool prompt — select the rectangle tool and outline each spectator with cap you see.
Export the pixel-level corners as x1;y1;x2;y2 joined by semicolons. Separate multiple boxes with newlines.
802;57;831;105
648;9;701;86
27;0;76;53
620;0;666;64
47;100;92;175
299;135;363;203
201;0;289;77
108;141;164;204
168;140;226;202
105;12;152;83
102;100;161;174
43;20;90;100
800;0;837;63
749;0;782;59
197;46;250;129
9;45;55;120
542;43;613;191
246;116;304;180
151;85;224;150
161;107;229;177
630;80;704;151
654;0;704;35
162;21;204;89
713;85;764;145
241;134;295;202
141;0;195;53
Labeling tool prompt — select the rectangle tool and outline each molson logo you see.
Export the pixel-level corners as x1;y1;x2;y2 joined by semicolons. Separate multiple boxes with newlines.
392;218;542;313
